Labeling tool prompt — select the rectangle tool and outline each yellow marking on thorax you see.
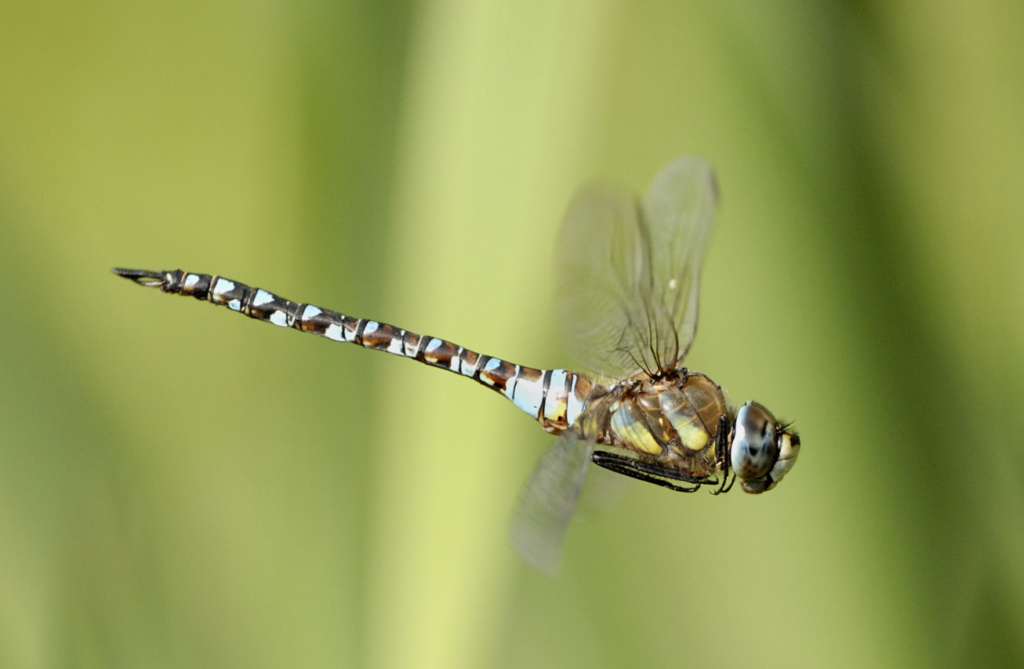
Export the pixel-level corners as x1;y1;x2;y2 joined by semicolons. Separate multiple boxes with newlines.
609;404;663;455
670;415;710;452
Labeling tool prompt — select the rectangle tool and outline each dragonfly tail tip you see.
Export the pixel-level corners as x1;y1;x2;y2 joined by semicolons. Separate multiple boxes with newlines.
111;267;166;288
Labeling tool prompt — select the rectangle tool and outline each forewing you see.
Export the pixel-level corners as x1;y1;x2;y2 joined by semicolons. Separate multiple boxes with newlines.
640;155;718;365
509;431;596;575
555;181;650;378
555;156;718;377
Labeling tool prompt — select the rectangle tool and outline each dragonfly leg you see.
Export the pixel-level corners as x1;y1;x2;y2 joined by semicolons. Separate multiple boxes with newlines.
591;451;701;493
711;414;732;496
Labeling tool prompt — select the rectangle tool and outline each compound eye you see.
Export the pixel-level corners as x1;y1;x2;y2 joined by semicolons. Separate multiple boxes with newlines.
731;402;779;481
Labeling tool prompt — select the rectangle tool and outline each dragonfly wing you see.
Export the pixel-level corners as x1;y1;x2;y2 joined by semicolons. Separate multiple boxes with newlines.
509;431;596;575
555;156;718;376
555;180;652;378
640;155;718;364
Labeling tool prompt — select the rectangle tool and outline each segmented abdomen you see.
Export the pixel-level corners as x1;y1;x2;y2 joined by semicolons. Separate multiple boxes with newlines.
114;268;592;433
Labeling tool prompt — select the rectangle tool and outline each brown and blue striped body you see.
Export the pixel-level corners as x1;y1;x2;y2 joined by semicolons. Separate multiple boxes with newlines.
114;268;593;435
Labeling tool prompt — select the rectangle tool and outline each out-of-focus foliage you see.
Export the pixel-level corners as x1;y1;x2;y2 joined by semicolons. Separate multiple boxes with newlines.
1;1;1022;667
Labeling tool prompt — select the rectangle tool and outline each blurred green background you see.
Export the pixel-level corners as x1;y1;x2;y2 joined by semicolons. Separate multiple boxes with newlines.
2;0;1023;667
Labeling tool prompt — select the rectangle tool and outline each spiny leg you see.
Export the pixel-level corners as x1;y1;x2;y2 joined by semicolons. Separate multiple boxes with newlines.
591;451;701;493
711;414;732;495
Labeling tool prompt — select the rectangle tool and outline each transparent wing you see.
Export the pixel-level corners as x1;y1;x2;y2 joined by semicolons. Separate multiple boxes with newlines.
555;181;648;378
555;156;718;377
640;155;718;365
509;431;596;575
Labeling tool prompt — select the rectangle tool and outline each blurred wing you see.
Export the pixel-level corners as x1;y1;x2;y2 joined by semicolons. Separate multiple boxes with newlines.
555;181;651;378
509;431;596;575
555;156;718;377
640;155;718;365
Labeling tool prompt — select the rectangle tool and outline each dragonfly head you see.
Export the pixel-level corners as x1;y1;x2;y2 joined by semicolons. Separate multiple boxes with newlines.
729;401;800;494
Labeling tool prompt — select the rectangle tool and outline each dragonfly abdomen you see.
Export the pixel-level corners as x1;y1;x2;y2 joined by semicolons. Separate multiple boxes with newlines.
113;268;590;433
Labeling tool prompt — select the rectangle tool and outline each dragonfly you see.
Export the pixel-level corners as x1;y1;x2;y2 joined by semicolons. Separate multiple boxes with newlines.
113;155;800;573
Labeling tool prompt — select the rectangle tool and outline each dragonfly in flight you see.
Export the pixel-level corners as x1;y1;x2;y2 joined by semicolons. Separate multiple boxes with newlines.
114;155;800;573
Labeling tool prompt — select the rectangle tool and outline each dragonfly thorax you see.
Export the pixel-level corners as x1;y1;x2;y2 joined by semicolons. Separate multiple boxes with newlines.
602;371;729;482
